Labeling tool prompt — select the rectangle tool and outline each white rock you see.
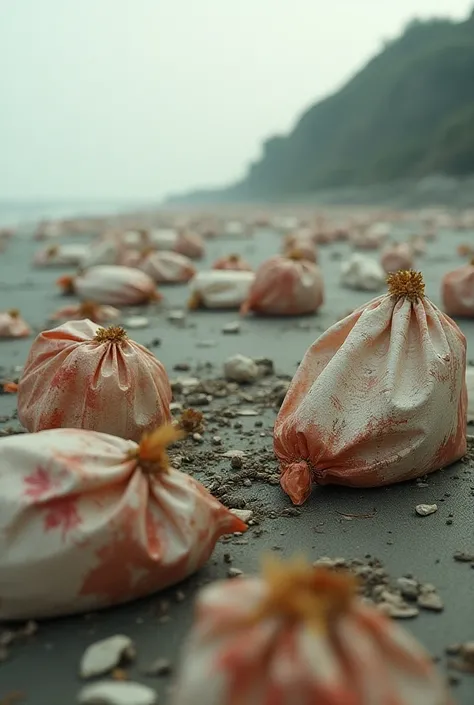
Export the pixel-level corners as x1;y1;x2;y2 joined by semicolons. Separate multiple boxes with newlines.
221;450;247;458
237;408;258;416
80;635;135;679
340;254;386;292
222;321;241;334
230;509;253;523
123;316;149;329
78;681;158;705
167;310;186;323
224;354;259;383
415;503;438;517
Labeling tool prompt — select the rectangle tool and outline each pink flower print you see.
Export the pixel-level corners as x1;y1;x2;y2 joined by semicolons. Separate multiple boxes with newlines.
43;497;82;540
23;465;58;501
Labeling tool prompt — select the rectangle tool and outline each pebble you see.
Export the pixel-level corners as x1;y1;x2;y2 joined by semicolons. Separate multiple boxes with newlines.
396;577;419;600
378;602;419;619
78;680;158;705
231;455;243;469
80;635;136;679
415;503;438;516
224;354;259;383
230;509;253;523
192;433;203;443
167;310;186;323
237;408;258;416
123;316;149;330
227;568;243;578
222;321;241;334
221;449;246;458
417;591;444;612
460;642;474;664
212;436;222;445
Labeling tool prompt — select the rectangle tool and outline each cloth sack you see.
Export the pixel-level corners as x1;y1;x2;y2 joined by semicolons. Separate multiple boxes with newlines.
18;320;172;440
241;254;324;316
0;425;246;620
188;271;255;310
0;310;31;338
274;270;467;504
340;254;386;292
442;261;474;317
171;556;450;705
73;265;160;305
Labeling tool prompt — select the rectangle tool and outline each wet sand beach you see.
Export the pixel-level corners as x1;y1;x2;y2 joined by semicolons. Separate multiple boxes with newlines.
0;222;473;704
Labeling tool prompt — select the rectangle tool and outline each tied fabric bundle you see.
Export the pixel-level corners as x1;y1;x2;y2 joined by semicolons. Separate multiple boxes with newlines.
171;556;450;705
0;425;246;620
33;244;89;268
381;242;414;273
282;234;318;263
17;320;172;441
174;229;205;259
340;254;385;292
138;250;196;283
442;260;474;318
60;265;160;305
51;301;120;324
188;271;255;310
0;309;31;338
212;254;253;272
241;252;324;316
274;271;467;505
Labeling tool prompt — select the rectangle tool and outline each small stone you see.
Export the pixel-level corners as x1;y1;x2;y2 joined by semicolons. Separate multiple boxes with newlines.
212;436;222;446
80;635;136;679
460;642;474;664
224;355;259;384
144;658;173;677
222;321;240;334
313;557;337;568
173;362;191;372
237;408;258;416
231;455;243;469
222;450;246;458
378;603;419;619
453;551;474;563
167;310;185;323
415;503;438;516
396;577;419;601
78;680;158;705
254;358;274;376
243;478;251;487
192;433;203;443
445;644;462;655
418;591;444;612
230;509;253;523
186;393;210;407
223;552;232;564
227;568;243;578
123;316;149;330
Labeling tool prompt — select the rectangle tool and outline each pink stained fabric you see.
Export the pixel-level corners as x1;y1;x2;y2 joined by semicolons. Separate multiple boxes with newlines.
274;288;467;505
74;265;160;305
0;427;247;620
380;243;414;273
50;303;121;324
138;250;196;283
17;319;172;440
171;565;451;705
241;255;324;316
442;262;474;318
174;230;205;259
212;255;254;272
283;239;319;263
0;311;31;338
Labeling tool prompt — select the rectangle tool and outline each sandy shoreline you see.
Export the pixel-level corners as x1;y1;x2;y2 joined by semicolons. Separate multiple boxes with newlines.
0;223;473;704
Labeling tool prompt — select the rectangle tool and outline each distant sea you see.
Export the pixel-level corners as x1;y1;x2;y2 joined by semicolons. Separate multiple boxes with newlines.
0;199;156;229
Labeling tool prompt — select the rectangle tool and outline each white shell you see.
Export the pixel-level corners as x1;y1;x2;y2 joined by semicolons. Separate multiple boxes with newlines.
78;680;158;705
224;355;259;383
80;635;135;678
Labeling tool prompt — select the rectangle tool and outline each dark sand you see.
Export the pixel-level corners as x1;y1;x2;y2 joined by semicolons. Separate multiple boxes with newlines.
0;225;473;704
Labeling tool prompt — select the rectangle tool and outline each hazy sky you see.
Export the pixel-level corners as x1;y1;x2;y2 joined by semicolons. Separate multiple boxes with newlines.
0;0;472;201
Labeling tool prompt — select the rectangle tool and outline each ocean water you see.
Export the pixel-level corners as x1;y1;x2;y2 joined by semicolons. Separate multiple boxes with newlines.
0;199;152;228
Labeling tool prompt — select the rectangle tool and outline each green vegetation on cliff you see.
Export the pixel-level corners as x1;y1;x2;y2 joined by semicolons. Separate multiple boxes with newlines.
169;9;474;204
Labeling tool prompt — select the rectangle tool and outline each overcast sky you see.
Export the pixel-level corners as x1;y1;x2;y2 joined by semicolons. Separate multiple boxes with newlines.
0;0;472;202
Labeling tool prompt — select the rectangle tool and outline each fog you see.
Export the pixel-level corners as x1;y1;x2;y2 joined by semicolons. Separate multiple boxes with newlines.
0;0;471;201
